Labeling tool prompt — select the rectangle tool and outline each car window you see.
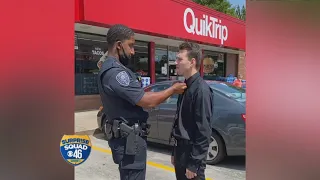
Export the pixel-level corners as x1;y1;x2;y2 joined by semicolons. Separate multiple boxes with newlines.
150;84;170;92
209;82;246;102
148;84;178;104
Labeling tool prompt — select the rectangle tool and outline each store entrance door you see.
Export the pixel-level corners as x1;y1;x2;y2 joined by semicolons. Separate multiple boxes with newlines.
155;45;169;82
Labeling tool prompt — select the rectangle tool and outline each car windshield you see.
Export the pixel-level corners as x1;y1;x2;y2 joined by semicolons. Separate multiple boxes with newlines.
209;82;246;103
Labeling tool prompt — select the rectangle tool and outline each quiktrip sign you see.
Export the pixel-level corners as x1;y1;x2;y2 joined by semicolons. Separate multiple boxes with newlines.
183;8;228;45
79;0;245;50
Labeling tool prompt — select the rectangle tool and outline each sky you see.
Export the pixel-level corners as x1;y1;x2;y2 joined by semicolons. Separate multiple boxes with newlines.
229;0;245;7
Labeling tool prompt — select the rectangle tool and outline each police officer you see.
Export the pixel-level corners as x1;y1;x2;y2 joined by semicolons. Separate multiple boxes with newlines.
170;42;213;180
97;24;187;180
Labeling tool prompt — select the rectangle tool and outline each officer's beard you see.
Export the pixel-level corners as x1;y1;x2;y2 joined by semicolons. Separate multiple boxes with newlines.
117;46;131;66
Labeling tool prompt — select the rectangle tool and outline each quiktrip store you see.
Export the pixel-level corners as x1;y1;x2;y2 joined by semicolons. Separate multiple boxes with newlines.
74;0;246;111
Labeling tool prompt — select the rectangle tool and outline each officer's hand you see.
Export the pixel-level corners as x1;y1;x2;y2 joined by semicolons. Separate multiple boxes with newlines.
185;168;197;179
171;82;187;94
171;156;174;166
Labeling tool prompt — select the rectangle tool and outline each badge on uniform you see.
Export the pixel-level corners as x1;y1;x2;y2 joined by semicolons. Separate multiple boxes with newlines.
60;135;92;166
116;71;130;86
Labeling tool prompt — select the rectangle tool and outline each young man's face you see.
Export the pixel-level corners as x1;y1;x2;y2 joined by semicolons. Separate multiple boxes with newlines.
175;50;195;76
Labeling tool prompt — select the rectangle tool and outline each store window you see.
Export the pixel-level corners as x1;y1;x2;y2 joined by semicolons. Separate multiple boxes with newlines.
203;51;225;80
168;46;179;80
75;34;150;95
75;32;106;95
155;45;168;82
226;53;238;77
130;41;149;77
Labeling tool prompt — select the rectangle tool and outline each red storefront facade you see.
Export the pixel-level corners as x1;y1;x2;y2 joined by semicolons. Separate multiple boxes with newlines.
74;0;246;111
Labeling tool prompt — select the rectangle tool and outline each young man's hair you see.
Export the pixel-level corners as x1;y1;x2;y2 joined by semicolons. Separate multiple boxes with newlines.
106;24;134;49
178;42;201;70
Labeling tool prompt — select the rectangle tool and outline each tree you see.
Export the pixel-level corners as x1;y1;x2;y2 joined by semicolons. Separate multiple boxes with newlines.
235;5;246;21
241;5;246;21
235;5;242;19
192;0;246;21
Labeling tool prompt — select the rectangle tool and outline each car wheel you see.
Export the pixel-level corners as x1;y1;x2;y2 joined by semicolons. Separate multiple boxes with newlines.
206;131;226;165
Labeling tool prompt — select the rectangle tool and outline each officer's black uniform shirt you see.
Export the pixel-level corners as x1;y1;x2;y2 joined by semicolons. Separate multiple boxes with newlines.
172;72;213;172
97;56;148;124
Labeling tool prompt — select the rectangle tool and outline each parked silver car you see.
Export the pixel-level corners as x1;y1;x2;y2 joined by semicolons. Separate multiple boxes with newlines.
97;80;246;164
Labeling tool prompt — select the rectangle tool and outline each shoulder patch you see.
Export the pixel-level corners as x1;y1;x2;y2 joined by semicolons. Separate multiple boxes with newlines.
115;71;130;86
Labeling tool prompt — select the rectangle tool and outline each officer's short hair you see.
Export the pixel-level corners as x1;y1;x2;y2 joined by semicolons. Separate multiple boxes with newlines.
179;42;201;70
107;24;135;48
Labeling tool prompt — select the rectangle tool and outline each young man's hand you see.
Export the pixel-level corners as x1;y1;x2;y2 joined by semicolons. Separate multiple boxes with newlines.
186;168;197;179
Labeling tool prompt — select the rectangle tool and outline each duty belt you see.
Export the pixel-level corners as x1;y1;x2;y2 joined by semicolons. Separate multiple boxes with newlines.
109;118;149;138
105;117;151;156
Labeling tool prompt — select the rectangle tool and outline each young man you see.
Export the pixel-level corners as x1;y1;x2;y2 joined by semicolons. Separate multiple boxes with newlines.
171;42;213;180
97;24;187;180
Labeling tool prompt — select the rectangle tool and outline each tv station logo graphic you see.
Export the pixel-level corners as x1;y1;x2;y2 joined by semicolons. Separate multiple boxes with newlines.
60;135;92;166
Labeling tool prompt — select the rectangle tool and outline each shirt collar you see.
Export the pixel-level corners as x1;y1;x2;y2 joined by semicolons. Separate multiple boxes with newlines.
107;56;127;69
106;56;117;62
185;72;200;87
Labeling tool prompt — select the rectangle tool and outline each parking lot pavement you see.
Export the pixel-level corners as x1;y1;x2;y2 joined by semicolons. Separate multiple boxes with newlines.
75;132;246;180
